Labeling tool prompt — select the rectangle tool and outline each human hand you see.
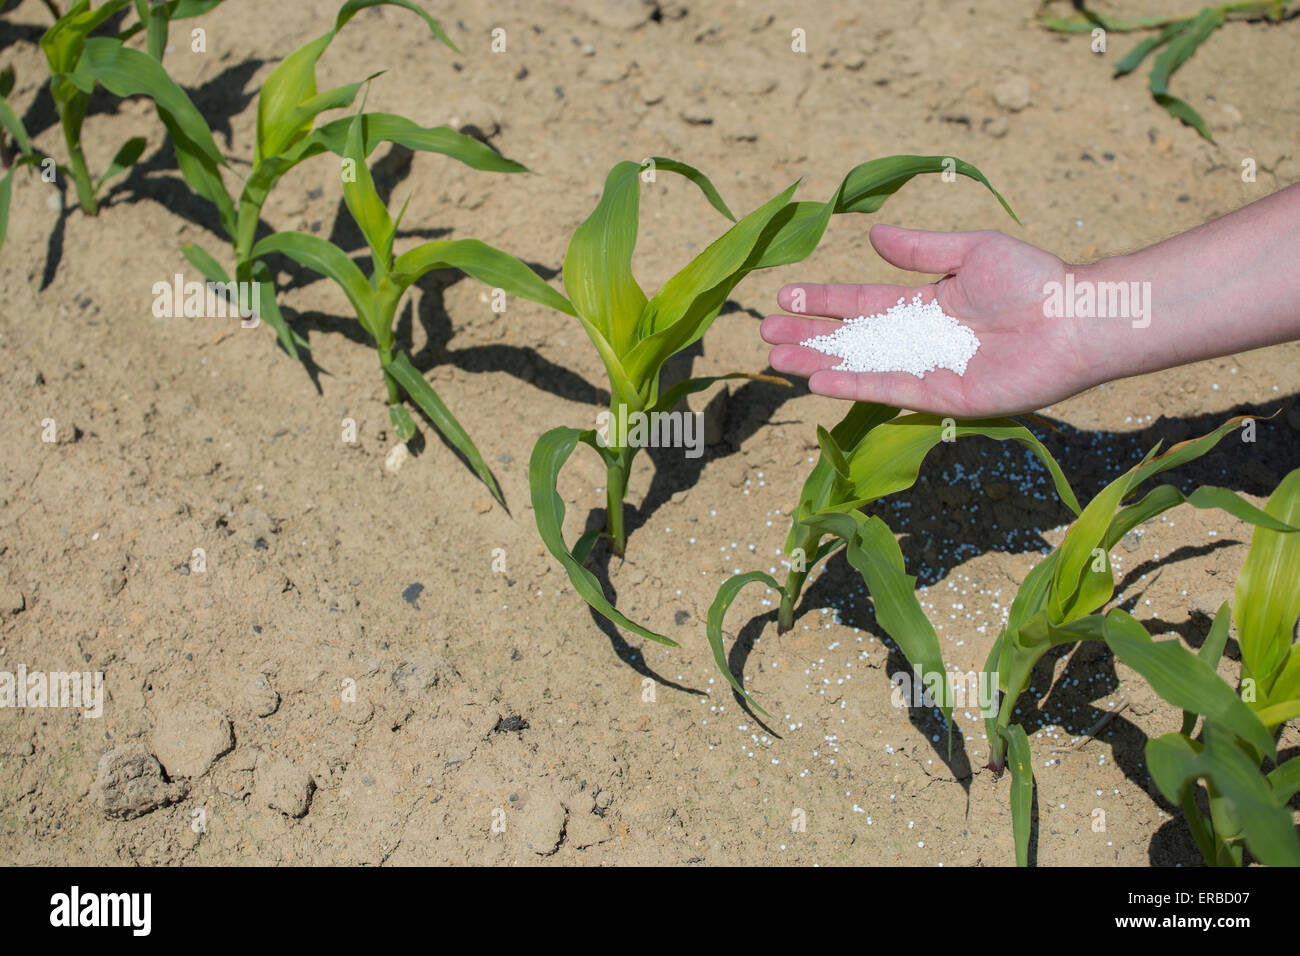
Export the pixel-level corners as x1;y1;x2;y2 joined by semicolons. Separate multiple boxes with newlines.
761;224;1100;417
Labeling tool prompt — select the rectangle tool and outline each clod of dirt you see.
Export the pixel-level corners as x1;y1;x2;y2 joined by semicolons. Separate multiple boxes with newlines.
256;755;315;818
493;714;529;733
0;587;25;617
242;674;280;718
150;702;234;779
521;793;567;855
575;0;658;30
391;657;440;695
992;74;1032;112
96;747;187;819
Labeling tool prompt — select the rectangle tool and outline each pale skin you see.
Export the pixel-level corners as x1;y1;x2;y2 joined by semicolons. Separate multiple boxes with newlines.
762;182;1300;418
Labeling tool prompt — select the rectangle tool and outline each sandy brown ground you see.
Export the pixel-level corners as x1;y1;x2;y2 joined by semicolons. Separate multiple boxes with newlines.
1;0;1297;865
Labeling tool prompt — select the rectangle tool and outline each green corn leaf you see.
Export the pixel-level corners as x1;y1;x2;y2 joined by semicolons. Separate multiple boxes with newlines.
1147;726;1300;867
172;0;226;17
181;241;231;284
257;2;454;163
1254;699;1300;728
0;66;14;100
528;426;678;647
0;166;13;254
1001;724;1034;867
1148;7;1223;142
843;414;1080;514
93;135;145;191
392;237;576;315
0;94;32;156
255;32;333;164
816;425;850;482
562;161;647;353
276;74;380;162
333;0;457;53
747;156;1018;276
1268;756;1300;804
141;0;168;60
643;156;735;220
250;259;309;362
341;100;394;273
158;108;236;238
624;182;798;386
1102;609;1275;761
704;571;779;716
308;112;528;173
1235;468;1300;700
71;38;225;168
318;114;525;172
1182;601;1233;737
786;404;899;552
1038;10;1181;33
383;351;500;500
1113;20;1190;77
41;0;134;75
1105;483;1297;553
388;402;416;443
251;230;376;337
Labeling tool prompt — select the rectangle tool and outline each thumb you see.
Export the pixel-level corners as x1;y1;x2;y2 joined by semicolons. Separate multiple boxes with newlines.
869;224;988;276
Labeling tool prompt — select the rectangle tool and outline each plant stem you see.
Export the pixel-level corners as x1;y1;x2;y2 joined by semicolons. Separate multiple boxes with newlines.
605;456;627;556
377;346;401;404
778;569;805;633
59;106;96;215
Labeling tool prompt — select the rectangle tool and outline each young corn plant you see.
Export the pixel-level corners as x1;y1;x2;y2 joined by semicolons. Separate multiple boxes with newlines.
1037;0;1296;142
528;155;1016;649
249;100;568;500
1106;466;1300;866
705;404;1081;717
102;0;482;365
10;0;224;221
981;416;1298;864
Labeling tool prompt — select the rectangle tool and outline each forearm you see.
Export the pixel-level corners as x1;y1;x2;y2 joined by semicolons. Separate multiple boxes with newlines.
1078;182;1300;383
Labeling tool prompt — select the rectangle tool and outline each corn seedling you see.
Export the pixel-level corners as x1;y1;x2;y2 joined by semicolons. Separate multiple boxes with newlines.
982;416;1298;864
706;404;1081;718
105;0;481;365
1037;0;1296;142
1107;466;1300;866
0;0;223;229
529;155;1015;649
250;99;566;500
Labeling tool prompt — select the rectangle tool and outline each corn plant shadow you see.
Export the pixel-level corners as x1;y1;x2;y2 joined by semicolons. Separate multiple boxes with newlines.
575;538;709;701
724;611;782;738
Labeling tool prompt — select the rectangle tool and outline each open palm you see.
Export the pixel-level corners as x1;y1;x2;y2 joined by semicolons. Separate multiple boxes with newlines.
762;225;1098;417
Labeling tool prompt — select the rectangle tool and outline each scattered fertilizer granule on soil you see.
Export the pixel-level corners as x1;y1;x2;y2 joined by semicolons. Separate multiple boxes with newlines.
800;293;979;377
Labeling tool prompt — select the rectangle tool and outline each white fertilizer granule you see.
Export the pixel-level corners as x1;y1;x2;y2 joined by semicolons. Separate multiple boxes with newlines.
799;293;980;377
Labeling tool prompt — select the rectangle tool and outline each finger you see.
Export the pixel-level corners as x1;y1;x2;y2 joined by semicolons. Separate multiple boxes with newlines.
808;368;968;417
760;313;857;345
768;342;848;377
776;282;932;319
868;223;988;276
